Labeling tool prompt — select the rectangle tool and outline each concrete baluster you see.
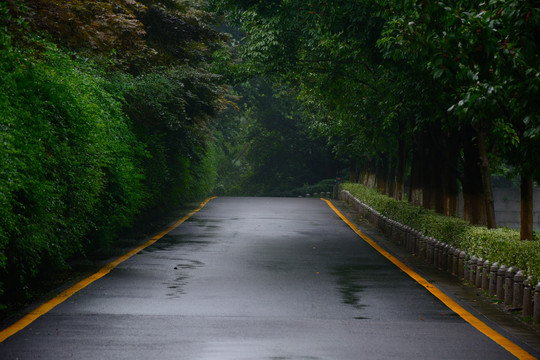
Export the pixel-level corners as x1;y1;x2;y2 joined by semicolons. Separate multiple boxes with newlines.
475;258;483;288
504;267;516;306
412;229;419;256
447;246;454;274
463;255;470;282
438;241;444;268
481;260;490;291
523;276;533;318
458;251;466;280
411;229;417;254
437;243;444;270
420;235;428;260
405;226;411;252
534;283;540;325
396;223;402;246
513;271;524;309
400;224;405;249
405;227;411;253
434;241;440;268
469;256;477;284
430;239;437;265
497;265;507;301
426;238;432;264
433;239;439;266
388;220;394;242
441;244;448;271
489;262;499;297
453;248;460;276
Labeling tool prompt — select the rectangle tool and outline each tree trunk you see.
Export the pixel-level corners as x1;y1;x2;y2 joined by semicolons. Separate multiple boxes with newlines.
418;131;439;211
409;135;424;206
395;137;406;201
367;159;376;188
422;146;436;211
389;156;397;198
477;129;496;228
520;175;534;240
462;135;487;225
443;137;460;217
349;159;357;183
377;155;389;195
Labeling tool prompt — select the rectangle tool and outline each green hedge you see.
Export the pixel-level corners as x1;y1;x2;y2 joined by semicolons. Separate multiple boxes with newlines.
0;40;146;297
0;28;220;304
342;183;540;283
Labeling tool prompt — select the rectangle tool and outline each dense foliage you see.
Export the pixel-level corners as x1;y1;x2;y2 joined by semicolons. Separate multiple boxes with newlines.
2;0;538;314
212;78;344;196
0;0;229;307
212;0;540;238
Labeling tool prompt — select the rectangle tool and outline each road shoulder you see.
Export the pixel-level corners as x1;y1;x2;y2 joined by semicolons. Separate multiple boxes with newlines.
331;198;540;358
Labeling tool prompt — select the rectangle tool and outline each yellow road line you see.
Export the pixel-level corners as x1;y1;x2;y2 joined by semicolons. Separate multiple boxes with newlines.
321;198;536;360
0;196;216;343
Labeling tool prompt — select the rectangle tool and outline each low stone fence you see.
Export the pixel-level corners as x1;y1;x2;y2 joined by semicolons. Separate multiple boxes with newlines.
340;190;540;324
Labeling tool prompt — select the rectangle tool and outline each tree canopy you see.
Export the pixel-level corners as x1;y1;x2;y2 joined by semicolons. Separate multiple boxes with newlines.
212;0;540;238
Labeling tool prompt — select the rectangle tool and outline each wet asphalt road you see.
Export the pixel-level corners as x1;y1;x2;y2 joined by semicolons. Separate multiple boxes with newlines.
0;197;534;359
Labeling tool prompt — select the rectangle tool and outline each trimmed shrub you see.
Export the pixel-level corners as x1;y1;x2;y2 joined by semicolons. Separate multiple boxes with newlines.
0;38;145;299
342;183;540;283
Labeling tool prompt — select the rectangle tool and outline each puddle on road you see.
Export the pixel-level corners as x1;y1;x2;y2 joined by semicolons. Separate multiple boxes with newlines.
164;259;204;298
332;265;368;311
269;357;322;360
173;259;204;269
165;274;189;297
188;217;224;228
142;233;213;253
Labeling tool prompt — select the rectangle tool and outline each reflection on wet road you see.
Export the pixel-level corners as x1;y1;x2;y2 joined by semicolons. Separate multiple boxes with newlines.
0;197;531;359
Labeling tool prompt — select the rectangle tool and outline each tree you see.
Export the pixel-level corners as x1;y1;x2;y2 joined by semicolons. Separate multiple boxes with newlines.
213;0;540;236
212;78;343;195
380;0;540;236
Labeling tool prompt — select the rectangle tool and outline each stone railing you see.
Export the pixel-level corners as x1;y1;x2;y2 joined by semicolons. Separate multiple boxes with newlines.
340;189;540;324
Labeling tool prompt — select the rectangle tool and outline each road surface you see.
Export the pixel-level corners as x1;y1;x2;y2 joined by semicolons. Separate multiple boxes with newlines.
0;197;538;359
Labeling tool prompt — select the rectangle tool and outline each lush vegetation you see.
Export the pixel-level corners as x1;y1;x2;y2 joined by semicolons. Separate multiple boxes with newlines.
0;0;343;311
212;0;540;239
343;183;540;283
212;77;345;196
0;0;230;308
2;0;539;314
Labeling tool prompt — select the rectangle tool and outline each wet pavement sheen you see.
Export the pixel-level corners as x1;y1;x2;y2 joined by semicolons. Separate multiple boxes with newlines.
0;197;533;359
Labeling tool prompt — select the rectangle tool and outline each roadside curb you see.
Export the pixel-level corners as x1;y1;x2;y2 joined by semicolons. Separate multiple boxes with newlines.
0;197;216;344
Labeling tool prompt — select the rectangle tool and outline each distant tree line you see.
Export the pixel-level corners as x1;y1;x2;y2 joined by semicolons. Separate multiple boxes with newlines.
212;77;345;196
211;0;540;240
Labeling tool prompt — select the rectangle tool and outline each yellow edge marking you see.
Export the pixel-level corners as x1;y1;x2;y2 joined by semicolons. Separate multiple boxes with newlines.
0;196;217;343
321;198;536;360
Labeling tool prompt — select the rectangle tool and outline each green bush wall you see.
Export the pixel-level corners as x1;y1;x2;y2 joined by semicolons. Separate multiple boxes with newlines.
342;183;540;283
